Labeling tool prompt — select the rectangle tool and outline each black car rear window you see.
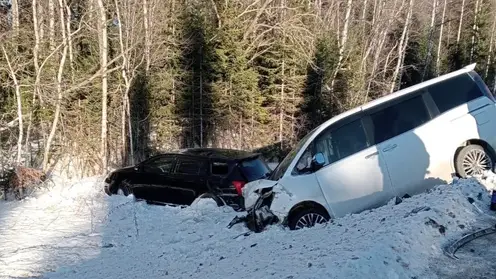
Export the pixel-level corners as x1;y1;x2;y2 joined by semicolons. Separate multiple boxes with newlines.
239;158;271;182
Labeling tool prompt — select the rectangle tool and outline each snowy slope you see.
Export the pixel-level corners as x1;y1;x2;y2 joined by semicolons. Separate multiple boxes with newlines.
1;174;495;279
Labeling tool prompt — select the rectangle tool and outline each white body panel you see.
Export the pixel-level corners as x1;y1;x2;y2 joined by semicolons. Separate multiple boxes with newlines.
315;145;394;217
272;174;331;219
377;121;452;198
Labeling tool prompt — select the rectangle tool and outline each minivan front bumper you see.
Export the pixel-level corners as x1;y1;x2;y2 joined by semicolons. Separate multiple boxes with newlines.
227;179;294;232
242;179;278;211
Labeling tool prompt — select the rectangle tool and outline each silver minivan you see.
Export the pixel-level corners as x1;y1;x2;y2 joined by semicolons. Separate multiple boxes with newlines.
242;63;496;230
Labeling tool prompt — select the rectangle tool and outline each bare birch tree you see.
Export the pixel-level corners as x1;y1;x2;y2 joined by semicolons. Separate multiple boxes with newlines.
96;0;109;173
42;0;69;170
436;0;448;75
390;0;414;93
1;46;23;163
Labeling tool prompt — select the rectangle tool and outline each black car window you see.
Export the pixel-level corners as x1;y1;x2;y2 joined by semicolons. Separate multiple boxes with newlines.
427;74;484;114
239;158;271;181
176;159;202;175
370;95;431;144
211;161;229;176
142;156;175;174
311;119;370;167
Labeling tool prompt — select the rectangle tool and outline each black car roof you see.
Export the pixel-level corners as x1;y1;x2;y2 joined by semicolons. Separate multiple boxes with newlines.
161;148;260;161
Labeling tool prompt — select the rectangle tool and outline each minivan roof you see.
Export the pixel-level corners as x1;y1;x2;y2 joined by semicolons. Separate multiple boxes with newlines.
361;63;477;110
317;63;478;130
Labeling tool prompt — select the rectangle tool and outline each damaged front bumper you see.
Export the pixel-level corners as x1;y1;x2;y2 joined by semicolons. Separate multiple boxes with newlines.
227;186;280;233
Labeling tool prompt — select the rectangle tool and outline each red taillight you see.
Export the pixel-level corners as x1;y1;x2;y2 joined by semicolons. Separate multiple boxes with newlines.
232;180;246;196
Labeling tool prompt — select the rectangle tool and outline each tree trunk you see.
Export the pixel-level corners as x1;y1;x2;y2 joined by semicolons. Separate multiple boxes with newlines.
49;0;56;50
96;0;109;173
485;16;496;78
2;47;23;164
143;0;151;73
279;59;285;146
470;0;481;63
42;0;69;170
66;4;75;83
390;0;414;93
11;0;19;32
25;0;42;165
114;0;130;165
436;0;447;75
330;0;353;91
457;0;465;44
421;0;437;80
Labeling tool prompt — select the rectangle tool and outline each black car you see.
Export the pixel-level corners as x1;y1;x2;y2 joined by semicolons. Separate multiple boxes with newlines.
103;148;272;211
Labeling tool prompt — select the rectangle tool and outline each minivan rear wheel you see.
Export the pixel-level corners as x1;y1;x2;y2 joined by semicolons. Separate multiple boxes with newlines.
455;144;494;178
288;207;330;230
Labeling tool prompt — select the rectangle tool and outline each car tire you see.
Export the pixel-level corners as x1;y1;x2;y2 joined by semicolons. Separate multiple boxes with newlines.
288;207;330;230
191;193;226;207
117;180;131;196
455;144;494;178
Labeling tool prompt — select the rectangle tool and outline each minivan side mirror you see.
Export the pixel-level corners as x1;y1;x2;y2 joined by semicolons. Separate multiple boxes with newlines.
311;153;326;170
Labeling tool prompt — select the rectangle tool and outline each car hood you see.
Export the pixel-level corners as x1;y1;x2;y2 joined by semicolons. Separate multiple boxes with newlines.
242;179;278;198
114;165;136;173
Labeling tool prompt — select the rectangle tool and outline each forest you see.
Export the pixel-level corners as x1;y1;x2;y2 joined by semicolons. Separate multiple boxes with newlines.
0;0;495;177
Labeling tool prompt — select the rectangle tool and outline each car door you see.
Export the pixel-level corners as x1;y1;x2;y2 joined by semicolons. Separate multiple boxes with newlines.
312;118;396;218
367;93;445;198
169;156;209;205
131;155;177;202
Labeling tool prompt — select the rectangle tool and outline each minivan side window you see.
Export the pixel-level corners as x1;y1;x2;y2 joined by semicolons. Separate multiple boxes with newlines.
370;95;431;144
427;74;484;114
294;119;370;173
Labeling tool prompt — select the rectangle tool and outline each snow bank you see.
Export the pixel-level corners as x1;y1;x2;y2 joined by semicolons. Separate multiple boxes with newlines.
1;175;496;279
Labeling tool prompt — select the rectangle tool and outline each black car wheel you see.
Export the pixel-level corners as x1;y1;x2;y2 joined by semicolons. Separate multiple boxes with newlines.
117;180;132;196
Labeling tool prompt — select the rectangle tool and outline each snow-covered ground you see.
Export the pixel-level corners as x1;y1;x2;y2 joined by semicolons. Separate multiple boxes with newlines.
1;174;496;279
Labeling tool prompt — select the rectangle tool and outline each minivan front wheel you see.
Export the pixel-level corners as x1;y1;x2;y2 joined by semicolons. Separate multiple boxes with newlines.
456;145;494;178
288;207;330;230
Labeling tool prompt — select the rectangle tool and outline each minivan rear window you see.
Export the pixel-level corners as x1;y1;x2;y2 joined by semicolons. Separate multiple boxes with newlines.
427;74;483;114
240;158;271;181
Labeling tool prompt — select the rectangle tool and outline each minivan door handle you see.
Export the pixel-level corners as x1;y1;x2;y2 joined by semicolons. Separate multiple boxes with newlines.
382;144;398;152
365;151;378;159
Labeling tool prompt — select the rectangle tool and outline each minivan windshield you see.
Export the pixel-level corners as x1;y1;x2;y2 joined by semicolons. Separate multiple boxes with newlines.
268;127;320;181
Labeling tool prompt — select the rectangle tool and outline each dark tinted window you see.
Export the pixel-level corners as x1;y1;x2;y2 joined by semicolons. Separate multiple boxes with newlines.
176;160;201;175
470;72;496;102
211;161;229;176
143;156;175;174
311;119;370;167
370;95;431;144
240;158;271;181
427;74;483;114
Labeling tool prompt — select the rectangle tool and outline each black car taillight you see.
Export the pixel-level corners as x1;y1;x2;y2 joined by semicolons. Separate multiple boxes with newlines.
232;180;246;196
